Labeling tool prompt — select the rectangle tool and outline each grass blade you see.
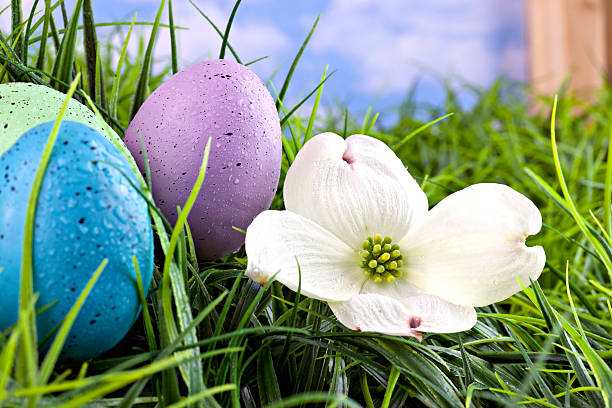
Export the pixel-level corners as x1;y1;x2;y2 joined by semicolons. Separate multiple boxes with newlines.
279;70;335;127
130;0;166;120
20;0;39;66
257;345;281;405
34;0;50;69
50;0;83;92
188;0;242;63
0;324;20;404
168;0;178;74
166;385;236;408
392;112;454;152
381;366;400;408
109;13;136;118
549;95;612;280
133;256;157;353
82;0;98;101
304;64;328;144
275;15;319;110
360;107;372;134
11;0;22;60
219;0;242;59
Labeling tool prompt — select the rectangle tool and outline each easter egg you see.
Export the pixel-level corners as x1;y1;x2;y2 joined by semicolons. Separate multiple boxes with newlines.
124;59;282;260
0;121;154;361
0;82;125;157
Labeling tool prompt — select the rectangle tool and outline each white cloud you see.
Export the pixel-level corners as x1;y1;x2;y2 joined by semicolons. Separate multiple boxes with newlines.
312;0;526;94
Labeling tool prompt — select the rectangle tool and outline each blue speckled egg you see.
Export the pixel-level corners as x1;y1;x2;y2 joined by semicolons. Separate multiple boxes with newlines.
0;121;154;361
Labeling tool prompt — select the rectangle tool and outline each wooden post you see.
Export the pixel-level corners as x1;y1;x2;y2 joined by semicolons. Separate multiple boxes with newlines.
527;0;606;97
605;0;612;76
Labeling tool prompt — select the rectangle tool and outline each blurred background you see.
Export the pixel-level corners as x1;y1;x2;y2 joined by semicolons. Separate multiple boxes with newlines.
0;0;607;122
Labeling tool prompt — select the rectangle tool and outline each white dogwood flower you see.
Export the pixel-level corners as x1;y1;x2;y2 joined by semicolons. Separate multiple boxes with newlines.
245;133;545;339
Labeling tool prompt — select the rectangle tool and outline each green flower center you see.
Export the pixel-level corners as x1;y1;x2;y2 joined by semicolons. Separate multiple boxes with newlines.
359;234;403;283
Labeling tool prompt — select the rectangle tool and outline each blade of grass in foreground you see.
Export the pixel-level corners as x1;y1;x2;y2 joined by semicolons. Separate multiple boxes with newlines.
160;138;212;399
0;322;20;404
19;74;81;407
13;295;39;404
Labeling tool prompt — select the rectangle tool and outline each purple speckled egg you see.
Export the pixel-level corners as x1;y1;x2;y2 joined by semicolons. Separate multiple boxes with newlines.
124;60;281;260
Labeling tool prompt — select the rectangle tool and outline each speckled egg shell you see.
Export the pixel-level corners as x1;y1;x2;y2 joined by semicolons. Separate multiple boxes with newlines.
0;121;154;361
124;59;281;260
0;82;125;157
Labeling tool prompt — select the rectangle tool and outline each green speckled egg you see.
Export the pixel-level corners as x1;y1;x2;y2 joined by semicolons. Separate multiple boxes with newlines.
0;82;123;156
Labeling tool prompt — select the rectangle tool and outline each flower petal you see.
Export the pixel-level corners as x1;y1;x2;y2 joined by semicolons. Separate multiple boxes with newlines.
284;133;428;248
399;183;546;307
329;279;476;337
245;210;366;302
329;294;420;337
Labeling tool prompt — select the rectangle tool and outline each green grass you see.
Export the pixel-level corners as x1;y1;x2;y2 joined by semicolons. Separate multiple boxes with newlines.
1;1;612;407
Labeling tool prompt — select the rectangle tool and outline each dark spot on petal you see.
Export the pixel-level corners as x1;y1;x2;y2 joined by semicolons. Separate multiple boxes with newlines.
409;316;422;329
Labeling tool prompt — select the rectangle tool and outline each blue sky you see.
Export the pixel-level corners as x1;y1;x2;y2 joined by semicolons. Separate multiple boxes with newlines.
1;0;526;124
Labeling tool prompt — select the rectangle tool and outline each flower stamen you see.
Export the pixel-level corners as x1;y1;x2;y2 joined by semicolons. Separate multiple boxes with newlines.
360;234;403;282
